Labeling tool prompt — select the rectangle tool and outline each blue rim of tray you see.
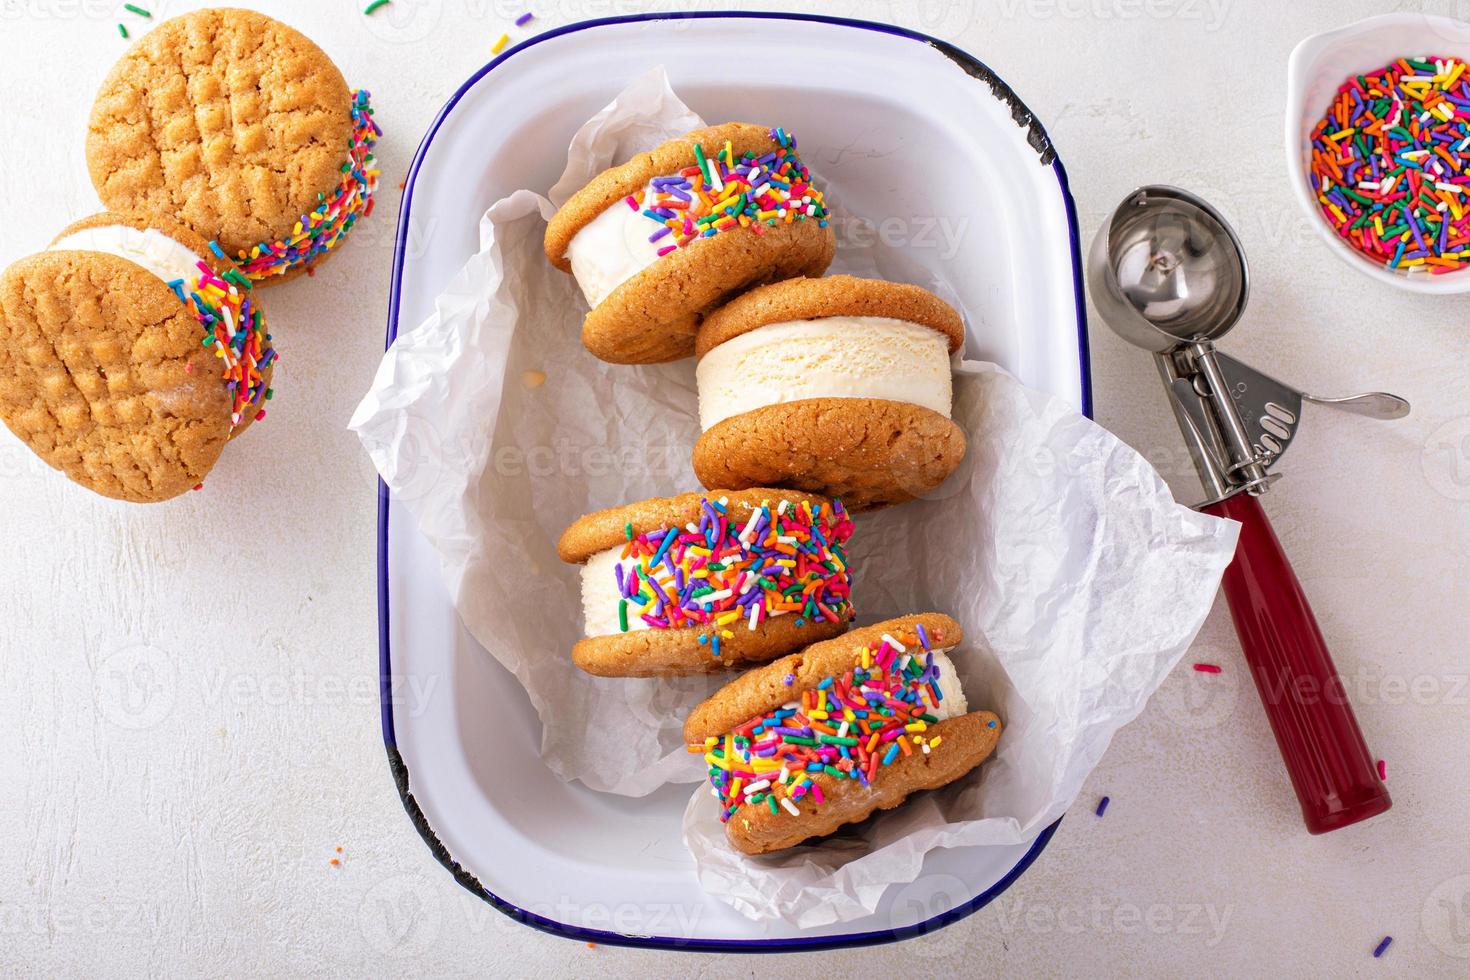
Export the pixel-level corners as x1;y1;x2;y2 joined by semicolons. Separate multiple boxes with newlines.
376;9;1089;953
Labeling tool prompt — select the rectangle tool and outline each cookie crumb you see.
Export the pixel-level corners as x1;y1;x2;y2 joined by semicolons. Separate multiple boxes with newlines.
521;370;546;389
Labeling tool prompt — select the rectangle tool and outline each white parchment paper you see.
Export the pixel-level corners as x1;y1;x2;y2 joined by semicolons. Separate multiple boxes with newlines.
350;69;1240;920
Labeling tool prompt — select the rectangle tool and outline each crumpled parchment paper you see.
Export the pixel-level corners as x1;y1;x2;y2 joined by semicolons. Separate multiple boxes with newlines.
350;68;1240;923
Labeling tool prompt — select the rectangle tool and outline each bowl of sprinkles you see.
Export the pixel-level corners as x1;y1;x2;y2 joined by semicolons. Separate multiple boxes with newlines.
1287;13;1470;292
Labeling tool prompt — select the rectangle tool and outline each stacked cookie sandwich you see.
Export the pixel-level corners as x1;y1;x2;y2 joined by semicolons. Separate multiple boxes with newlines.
549;125;998;852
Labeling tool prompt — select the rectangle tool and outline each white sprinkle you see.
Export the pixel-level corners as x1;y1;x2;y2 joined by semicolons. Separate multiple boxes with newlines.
702;589;732;603
747;603;759;631
780;797;800;816
837;721;849;738
1439;182;1463;193
777;501;789;516
744;779;770;795
738;509;762;543
881;633;906;654
776;535;797;544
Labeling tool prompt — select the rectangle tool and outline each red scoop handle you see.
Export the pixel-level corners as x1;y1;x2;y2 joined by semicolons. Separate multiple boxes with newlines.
1202;492;1391;834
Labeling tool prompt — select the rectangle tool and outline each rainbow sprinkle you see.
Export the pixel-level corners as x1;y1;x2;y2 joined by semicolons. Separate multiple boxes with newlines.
166;254;275;428
236;90;380;281
693;627;952;822
611;496;852;644
630;127;827;257
1309;56;1470;274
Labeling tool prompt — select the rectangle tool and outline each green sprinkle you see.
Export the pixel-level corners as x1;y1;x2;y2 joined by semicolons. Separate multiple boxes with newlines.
364;0;392;13
618;599;628;633
624;521;633;540
782;735;817;746
817;735;858;746
767;795;779;815
264;388;274;401
124;3;151;16
117;23;128;38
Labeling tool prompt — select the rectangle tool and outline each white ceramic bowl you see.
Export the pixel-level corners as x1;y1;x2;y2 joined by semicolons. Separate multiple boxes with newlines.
381;11;1086;951
1285;12;1470;294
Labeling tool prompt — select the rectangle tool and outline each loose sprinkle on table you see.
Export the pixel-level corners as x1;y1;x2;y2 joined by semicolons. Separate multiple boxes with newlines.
1373;936;1393;958
492;32;509;54
1309;56;1470;274
123;3;151;15
1377;759;1388;780
364;0;392;14
117;23;128;38
1193;663;1223;674
515;12;534;26
1095;796;1110;817
521;370;547;388
695;627;952;822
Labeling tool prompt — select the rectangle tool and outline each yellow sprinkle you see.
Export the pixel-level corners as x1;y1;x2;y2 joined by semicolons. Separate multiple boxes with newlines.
705;753;728;769
929;736;942;748
715;611;739;627
721;630;733;640
492;33;509;54
808;710;829;720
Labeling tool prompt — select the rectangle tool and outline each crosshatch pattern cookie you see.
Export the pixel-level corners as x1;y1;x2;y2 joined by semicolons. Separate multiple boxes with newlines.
693;275;968;511
685;614;1002;855
86;8;380;285
544;123;836;363
557;489;855;677
0;211;274;503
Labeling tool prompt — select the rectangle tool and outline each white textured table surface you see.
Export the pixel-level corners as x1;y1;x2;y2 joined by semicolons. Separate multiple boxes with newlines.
3;1;1467;975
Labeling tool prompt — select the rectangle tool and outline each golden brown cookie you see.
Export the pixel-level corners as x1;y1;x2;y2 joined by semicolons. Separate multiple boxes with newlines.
692;276;967;511
0;210;274;502
685;613;999;855
544;123;835;364
558;489;856;677
86;9;380;285
726;712;1001;855
694;275;965;358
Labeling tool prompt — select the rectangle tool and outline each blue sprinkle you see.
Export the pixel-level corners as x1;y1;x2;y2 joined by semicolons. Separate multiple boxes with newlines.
1095;796;1110;817
207;241;226;259
1373;936;1392;958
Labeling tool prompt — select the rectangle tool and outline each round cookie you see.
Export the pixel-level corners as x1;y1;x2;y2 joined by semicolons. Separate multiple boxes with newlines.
544;123;836;364
692;275;968;511
86;9;380;285
685;613;1002;856
558;489;855;677
0;210;275;502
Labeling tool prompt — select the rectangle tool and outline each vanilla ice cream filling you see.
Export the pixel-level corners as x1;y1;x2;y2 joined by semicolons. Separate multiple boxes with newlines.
566;181;669;309
581;546;652;638
695;316;953;431
49;225;208;287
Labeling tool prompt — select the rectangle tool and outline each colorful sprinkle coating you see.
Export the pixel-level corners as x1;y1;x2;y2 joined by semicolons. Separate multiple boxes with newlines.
611;496;852;642
1309;56;1470;274
166;253;275;428
693;627;952;822
629;127;827;256
236;90;380;281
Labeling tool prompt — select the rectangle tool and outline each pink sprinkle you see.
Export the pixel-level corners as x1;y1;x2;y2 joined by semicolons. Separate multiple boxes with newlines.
255;409;266;422
1193;663;1222;674
184;362;194;373
624;195;638;210
656;245;676;256
1377;759;1387;780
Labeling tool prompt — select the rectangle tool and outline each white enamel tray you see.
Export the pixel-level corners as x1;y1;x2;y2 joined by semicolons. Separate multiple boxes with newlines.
380;11;1089;951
